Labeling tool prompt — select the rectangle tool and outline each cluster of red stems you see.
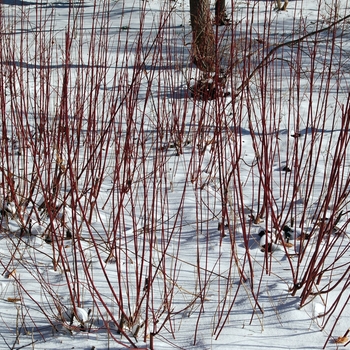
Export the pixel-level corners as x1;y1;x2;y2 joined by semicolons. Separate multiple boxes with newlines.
0;0;349;349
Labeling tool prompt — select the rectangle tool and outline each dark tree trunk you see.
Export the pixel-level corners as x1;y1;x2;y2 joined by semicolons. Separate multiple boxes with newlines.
189;0;216;72
215;0;229;25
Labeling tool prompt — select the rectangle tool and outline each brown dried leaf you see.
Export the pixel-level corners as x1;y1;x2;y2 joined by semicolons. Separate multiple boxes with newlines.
5;269;16;279
335;336;348;344
7;297;21;303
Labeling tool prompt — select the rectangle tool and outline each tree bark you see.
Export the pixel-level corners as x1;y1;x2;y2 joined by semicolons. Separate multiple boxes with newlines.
215;0;228;25
189;0;216;72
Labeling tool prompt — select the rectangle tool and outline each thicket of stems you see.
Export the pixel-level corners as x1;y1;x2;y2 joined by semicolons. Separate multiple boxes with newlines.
0;0;348;348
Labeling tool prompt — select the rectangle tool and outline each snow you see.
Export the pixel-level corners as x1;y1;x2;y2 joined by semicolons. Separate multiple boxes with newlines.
0;0;349;349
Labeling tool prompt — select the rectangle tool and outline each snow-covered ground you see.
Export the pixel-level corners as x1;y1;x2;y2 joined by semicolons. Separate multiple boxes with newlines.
0;0;349;349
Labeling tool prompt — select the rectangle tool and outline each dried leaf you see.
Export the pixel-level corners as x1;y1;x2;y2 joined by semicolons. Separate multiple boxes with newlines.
5;269;16;279
335;336;348;344
7;297;21;303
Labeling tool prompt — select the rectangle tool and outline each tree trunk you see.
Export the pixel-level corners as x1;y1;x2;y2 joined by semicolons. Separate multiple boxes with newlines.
189;0;216;72
215;0;228;25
